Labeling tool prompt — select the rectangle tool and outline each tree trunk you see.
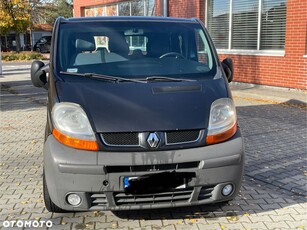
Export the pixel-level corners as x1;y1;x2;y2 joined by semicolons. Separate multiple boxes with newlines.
30;29;33;51
15;33;21;52
5;35;8;51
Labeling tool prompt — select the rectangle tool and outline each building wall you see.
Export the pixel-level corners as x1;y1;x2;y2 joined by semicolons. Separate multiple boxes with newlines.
168;0;307;90
73;0;307;89
74;0;124;17
74;0;163;17
168;0;205;19
218;1;307;90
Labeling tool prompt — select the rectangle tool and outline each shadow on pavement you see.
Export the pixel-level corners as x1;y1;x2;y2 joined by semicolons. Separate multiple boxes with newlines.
108;99;307;220
237;100;306;196
0;80;47;111
1;79;306;221
48;100;307;221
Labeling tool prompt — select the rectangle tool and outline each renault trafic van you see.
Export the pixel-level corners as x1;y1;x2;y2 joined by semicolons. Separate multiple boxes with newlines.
31;16;244;212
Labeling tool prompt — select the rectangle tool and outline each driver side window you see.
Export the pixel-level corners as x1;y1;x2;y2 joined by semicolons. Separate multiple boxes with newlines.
195;29;213;68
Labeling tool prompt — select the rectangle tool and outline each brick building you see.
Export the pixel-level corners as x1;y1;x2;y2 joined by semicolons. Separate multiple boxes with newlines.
73;0;307;89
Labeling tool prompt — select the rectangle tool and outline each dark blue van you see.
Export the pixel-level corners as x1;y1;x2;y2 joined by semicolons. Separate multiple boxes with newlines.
31;16;244;212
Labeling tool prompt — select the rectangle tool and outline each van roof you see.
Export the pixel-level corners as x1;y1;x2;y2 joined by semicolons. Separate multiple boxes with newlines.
59;16;200;24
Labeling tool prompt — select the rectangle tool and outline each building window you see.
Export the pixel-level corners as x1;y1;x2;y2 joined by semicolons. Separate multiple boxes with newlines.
207;0;286;51
207;0;230;49
84;0;155;17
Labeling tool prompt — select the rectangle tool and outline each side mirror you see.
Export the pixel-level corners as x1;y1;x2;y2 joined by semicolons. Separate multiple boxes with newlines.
221;58;234;83
31;61;49;89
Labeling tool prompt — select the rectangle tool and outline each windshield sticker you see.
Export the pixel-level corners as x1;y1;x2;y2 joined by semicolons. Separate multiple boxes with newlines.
67;68;78;73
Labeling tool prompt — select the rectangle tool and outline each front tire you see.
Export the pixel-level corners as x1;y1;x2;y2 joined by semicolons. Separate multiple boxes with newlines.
43;171;67;213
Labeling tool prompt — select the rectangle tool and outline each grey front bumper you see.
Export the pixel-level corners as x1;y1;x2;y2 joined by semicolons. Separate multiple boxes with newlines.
44;130;245;211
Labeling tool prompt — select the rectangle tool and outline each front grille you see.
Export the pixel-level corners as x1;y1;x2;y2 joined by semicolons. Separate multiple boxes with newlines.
166;130;201;145
101;132;139;146
106;161;200;173
100;130;202;148
198;186;215;200
90;193;108;208
114;188;193;206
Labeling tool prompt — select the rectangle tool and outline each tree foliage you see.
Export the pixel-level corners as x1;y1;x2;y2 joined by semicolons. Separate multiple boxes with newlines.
0;0;31;35
31;0;73;25
0;0;73;34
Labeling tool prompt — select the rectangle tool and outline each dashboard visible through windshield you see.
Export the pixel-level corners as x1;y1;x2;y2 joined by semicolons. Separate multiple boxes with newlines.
57;20;217;80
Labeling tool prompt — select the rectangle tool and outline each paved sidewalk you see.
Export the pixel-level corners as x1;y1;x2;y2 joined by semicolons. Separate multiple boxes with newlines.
0;63;306;229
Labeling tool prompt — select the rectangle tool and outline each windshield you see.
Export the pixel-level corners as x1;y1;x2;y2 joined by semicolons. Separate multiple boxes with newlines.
57;20;217;79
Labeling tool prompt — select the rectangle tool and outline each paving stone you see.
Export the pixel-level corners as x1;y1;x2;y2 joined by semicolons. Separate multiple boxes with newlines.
242;222;268;230
140;219;163;227
117;220;141;228
1;64;307;230
47;223;72;229
175;223;199;230
159;225;177;230
274;207;299;215
264;221;291;229
264;198;287;204
248;215;272;223
290;214;307;221
219;223;245;229
197;223;221;230
285;220;307;229
162;218;185;226
95;221;120;229
259;203;282;211
62;217;84;223
84;216;106;223
72;222;95;229
269;214;294;222
128;227;151;230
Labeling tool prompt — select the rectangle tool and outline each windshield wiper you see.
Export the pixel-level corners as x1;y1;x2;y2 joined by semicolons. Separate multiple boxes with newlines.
145;76;197;82
60;71;145;83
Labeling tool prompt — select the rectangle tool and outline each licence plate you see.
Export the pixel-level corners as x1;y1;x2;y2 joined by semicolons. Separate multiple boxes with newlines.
123;171;193;194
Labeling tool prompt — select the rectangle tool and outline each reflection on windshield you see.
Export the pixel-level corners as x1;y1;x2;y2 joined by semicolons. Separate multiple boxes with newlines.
58;21;216;79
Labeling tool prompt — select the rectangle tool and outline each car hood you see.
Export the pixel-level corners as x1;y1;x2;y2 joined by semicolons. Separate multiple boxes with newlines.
55;77;228;133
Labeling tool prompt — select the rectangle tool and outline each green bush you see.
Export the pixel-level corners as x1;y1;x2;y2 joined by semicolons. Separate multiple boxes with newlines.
2;52;45;62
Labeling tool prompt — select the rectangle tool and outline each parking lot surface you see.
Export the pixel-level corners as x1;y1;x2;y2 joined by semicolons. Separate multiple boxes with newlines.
0;63;306;229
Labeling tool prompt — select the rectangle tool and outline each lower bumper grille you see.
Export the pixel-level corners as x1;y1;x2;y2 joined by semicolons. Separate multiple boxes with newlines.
90;193;108;208
89;185;216;209
114;188;194;206
198;186;215;200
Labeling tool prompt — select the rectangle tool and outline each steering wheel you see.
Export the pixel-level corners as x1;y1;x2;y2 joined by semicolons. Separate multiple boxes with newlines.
159;52;185;59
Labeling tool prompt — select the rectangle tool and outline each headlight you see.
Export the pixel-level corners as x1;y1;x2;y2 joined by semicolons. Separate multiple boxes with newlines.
206;98;237;145
51;102;98;150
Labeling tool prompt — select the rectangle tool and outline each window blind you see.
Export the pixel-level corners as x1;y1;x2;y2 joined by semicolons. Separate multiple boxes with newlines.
260;0;286;50
206;0;287;51
207;0;230;49
232;0;259;49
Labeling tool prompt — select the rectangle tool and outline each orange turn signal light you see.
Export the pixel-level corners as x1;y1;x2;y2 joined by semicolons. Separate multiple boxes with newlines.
52;128;99;151
206;123;238;145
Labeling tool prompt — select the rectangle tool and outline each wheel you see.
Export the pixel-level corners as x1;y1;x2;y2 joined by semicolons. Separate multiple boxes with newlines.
36;47;41;53
159;52;185;59
43;171;68;213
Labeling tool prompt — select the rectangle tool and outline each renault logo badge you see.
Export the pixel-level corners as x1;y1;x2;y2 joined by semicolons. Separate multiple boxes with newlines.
147;133;160;148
